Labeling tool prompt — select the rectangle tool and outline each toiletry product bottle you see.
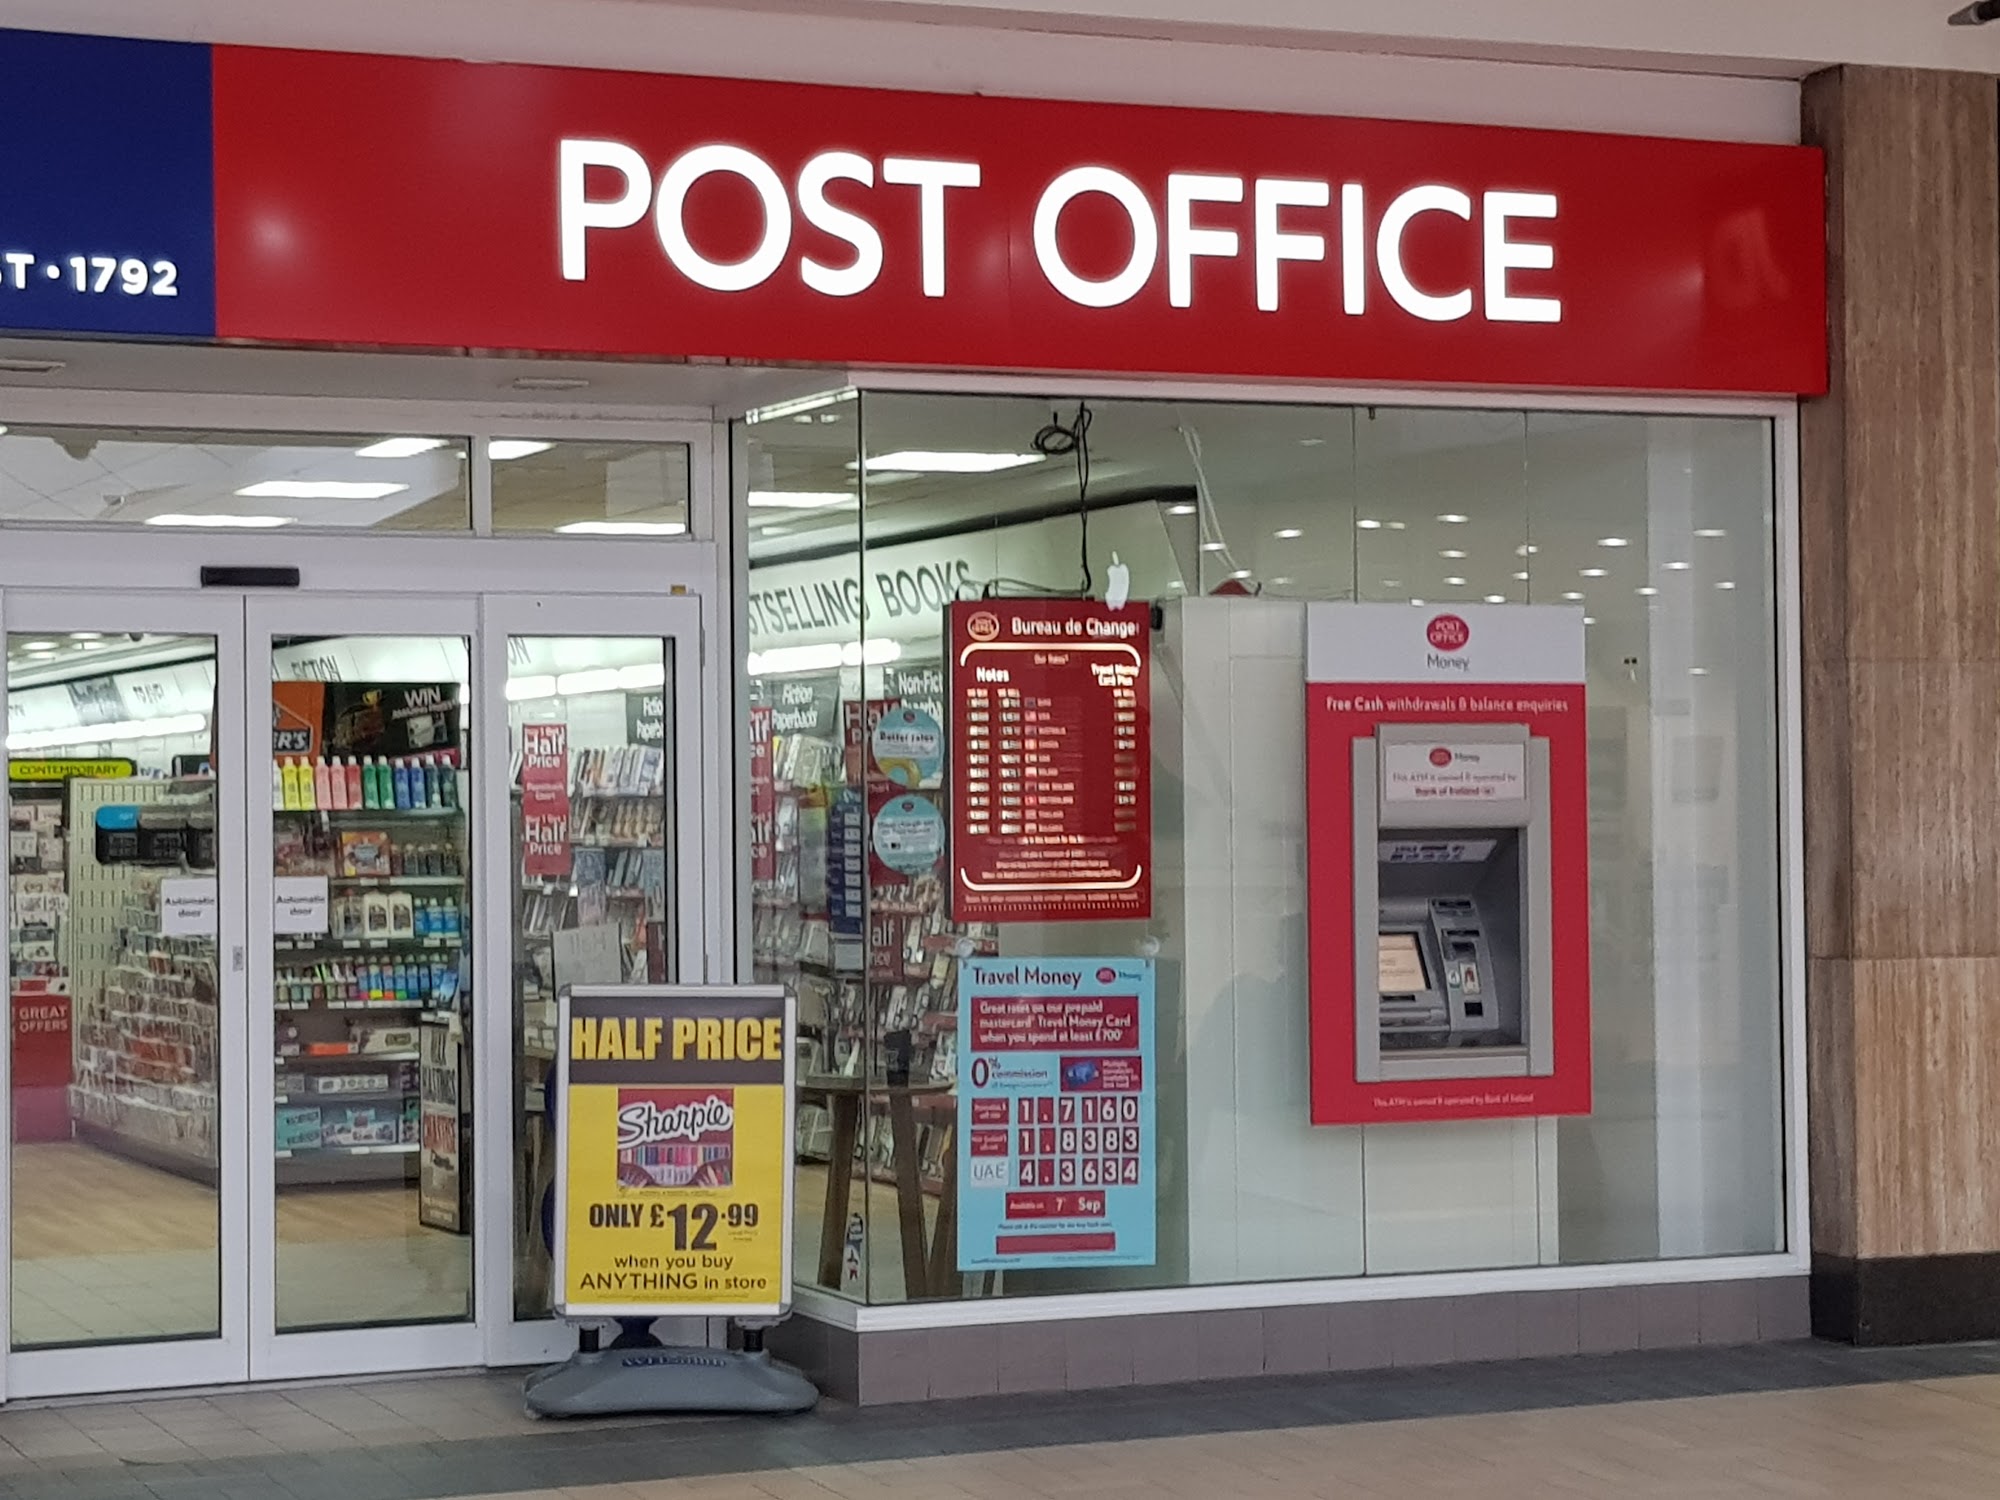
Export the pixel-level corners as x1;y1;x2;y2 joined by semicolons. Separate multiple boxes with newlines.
345;756;363;809
393;758;413;810
439;760;458;810
327;756;347;811
429;755;445;808
272;760;285;811
313;758;333;810
358;757;377;810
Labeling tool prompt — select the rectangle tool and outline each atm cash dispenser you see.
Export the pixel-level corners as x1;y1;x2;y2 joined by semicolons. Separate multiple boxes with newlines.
1351;722;1554;1083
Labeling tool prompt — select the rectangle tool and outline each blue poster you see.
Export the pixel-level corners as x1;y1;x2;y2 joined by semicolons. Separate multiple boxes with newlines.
956;957;1155;1271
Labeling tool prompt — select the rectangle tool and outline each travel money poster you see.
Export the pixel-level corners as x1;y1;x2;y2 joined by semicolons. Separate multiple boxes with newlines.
957;957;1156;1270
556;987;792;1319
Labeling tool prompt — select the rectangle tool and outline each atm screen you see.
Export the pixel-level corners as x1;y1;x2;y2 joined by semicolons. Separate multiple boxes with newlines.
1377;932;1428;994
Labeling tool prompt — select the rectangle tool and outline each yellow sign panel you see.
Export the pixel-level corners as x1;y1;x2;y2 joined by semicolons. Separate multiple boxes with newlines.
555;986;793;1319
9;758;137;782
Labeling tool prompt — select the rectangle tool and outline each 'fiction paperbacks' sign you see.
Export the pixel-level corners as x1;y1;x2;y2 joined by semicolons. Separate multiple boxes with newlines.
553;985;795;1320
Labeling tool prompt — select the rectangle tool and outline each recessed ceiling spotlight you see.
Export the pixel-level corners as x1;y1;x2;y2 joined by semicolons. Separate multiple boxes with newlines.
1440;549;1466;559
69;631;104;640
1583;616;1596;625
1695;528;1727;538
1484;594;1506;604
1356;518;1383;530
1580;567;1607;578
1167;503;1197;516
1664;561;1691;570
1229;569;1253;579
1513;571;1529;581
1561;591;1584;601
1716;580;1737;590
1274;527;1304;539
1636;585;1659;596
1201;541;1226;552
1438;513;1469;524
1598;537;1630;548
1444;575;1467;586
1386;521;1407;530
1299;437;1326;447
1690;667;1710;676
1516;544;1538;556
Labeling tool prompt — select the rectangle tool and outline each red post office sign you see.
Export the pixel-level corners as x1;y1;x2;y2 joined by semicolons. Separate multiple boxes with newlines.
209;47;1826;394
949;600;1152;923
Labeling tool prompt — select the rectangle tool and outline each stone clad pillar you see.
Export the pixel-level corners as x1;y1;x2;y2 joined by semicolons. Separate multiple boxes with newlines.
1801;66;2000;1343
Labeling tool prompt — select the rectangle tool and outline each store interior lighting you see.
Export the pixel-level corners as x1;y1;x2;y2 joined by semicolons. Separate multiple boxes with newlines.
355;437;445;459
235;480;407;501
488;440;553;461
502;662;666;703
7;712;208;752
747;491;854;509
146;513;294;527
856;451;1043;474
747;639;902;676
554;519;687;535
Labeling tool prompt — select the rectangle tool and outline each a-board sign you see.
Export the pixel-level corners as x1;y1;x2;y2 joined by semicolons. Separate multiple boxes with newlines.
554;985;794;1320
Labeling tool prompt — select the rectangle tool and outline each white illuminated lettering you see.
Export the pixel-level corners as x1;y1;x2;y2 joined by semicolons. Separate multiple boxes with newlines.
1340;183;1366;315
558;139;652;281
1166;173;1243;309
1483;190;1561;323
798;151;883;298
1034;167;1158;308
655;144;792;293
1252;178;1328;313
1376;184;1473;322
882;158;980;297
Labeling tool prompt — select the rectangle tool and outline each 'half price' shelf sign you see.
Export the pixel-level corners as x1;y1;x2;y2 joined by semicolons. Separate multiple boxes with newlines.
948;599;1151;924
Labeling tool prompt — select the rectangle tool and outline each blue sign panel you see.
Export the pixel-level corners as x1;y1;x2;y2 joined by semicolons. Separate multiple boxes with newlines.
0;29;214;337
957;957;1156;1271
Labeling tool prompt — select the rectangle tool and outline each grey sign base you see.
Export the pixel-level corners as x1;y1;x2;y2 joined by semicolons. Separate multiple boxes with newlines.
524;1346;819;1417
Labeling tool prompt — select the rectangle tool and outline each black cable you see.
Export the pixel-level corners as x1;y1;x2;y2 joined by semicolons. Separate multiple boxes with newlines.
979;402;1095;600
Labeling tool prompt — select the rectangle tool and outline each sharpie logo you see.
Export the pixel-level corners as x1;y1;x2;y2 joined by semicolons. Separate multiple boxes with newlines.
1426;614;1470;652
615;1094;733;1148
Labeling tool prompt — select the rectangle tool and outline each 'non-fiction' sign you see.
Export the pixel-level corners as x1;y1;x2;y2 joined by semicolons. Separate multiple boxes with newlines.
957;957;1156;1270
555;985;794;1318
949;600;1151;923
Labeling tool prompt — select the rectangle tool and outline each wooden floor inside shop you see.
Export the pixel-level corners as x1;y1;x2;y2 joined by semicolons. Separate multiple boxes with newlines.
790;1157;943;1304
10;1141;469;1346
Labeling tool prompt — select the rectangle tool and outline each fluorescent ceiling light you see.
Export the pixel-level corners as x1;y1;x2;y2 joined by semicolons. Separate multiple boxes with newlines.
69;632;103;640
1598;537;1630;548
745;388;856;425
1439;549;1466;559
858;451;1041;474
235;481;406;501
1437;513;1469;524
8;712;207;752
1583;616;1596;625
555;668;622;697
1695;528;1727;538
21;640;56;652
490;440;554;461
1716;581;1737;590
1561;591;1584;601
1512;571;1529;581
617;664;666;690
1636;586;1659;596
746;638;901;676
1664;561;1691;571
1356;518;1382;530
1167;503;1197;516
556;520;688;536
1484;594;1506;604
747;491;852;510
355;437;445;459
148;512;296;528
1274;528;1303;539
1580;567;1607;578
504;675;557;702
1229;569;1253;579
1516;544;1538;556
1444;576;1467;586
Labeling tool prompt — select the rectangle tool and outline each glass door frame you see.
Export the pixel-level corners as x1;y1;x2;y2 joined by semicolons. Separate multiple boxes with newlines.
474;592;708;1369
0;587;252;1401
245;593;486;1382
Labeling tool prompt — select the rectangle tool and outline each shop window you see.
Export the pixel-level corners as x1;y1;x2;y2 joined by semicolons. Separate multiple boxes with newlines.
744;391;1785;1306
0;427;470;531
487;439;690;537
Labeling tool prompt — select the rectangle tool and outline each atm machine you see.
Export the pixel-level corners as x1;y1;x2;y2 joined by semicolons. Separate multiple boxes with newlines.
1351;722;1554;1083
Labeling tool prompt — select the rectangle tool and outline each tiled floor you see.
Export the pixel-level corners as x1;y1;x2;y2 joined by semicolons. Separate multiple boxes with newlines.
2;1340;2000;1498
